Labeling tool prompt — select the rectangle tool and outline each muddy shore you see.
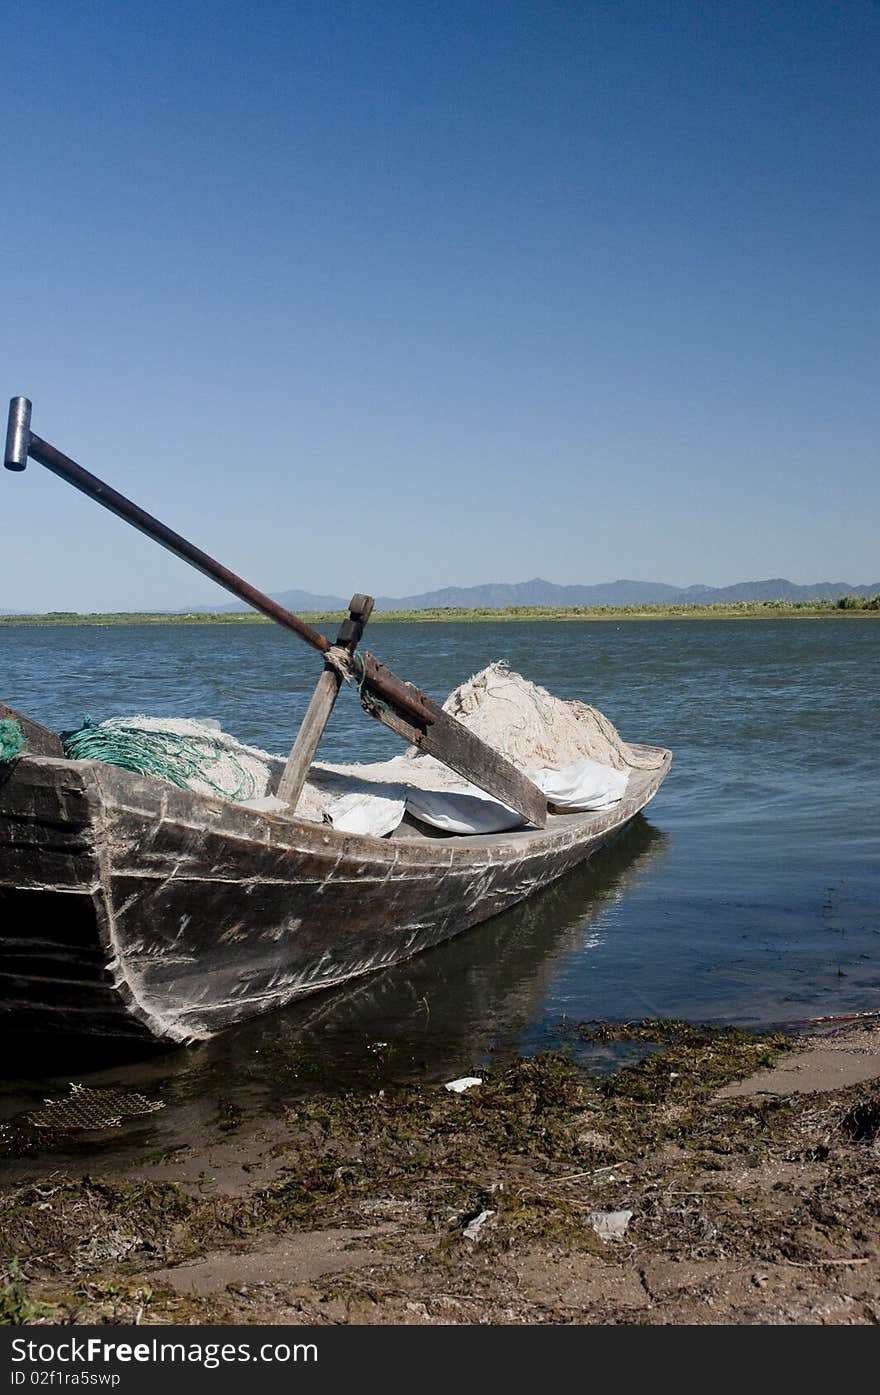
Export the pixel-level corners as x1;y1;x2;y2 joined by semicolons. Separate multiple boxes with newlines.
2;1017;879;1327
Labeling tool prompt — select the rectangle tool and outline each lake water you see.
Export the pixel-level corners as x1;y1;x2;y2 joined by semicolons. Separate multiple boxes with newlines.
1;618;878;1168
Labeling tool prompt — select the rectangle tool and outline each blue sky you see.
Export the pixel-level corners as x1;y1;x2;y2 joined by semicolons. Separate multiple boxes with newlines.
1;0;877;611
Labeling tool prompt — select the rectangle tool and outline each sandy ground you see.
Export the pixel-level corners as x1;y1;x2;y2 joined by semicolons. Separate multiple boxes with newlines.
1;1016;879;1327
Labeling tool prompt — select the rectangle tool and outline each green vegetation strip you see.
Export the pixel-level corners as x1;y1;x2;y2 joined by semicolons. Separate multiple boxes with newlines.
2;597;880;626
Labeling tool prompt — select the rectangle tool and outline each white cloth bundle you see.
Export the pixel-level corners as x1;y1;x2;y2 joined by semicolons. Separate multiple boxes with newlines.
532;759;629;812
405;759;629;834
325;788;408;837
404;783;523;835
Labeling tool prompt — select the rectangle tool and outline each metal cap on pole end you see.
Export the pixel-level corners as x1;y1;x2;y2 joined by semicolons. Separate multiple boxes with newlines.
4;397;32;471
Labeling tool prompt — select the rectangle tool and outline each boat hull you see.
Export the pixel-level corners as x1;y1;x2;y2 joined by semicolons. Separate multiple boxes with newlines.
0;748;670;1045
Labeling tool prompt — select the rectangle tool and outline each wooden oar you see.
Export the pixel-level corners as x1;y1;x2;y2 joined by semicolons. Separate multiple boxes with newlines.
4;398;547;827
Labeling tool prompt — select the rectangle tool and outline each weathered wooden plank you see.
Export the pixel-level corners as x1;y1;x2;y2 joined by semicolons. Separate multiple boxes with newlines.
276;668;341;805
0;762;102;888
277;594;375;808
0;997;153;1040
0;971;119;1002
0;888;106;949
0;947;108;978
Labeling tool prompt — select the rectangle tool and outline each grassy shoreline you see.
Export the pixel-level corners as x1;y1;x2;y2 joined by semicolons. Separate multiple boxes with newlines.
1;600;879;626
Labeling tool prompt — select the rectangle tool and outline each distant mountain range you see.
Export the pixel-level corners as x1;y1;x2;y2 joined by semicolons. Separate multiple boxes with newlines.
184;576;880;613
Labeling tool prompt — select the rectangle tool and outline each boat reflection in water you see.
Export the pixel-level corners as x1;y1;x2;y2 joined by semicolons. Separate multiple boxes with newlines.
1;817;667;1173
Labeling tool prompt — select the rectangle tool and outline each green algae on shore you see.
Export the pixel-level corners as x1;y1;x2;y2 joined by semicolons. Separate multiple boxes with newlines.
4;1020;880;1325
0;1019;857;1327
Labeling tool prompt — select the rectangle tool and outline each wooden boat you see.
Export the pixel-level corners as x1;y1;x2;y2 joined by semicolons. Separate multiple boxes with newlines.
0;708;670;1046
1;401;671;1050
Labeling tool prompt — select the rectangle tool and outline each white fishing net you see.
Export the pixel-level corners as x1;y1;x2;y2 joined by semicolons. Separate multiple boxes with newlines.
434;662;664;772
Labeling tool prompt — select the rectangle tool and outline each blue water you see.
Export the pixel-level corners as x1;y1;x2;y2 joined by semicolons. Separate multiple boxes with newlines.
1;618;878;1164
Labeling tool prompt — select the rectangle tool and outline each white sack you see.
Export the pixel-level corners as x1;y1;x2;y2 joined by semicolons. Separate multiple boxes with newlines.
326;788;407;838
404;782;523;835
530;759;629;811
403;758;628;834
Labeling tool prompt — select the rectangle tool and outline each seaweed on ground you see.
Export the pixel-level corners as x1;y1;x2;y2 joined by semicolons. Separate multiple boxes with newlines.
2;1023;878;1326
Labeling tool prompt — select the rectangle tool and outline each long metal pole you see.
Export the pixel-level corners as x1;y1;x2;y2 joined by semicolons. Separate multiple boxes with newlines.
4;398;435;723
12;410;332;656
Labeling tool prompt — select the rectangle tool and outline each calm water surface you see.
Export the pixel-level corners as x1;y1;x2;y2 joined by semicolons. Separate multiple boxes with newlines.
1;619;878;1168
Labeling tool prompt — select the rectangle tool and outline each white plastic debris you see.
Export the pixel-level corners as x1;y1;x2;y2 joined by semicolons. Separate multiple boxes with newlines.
587;1209;633;1240
239;795;288;813
444;1076;483;1093
463;1209;495;1241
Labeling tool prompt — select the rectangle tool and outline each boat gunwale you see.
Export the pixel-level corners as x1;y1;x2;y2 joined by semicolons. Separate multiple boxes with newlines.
5;745;671;872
